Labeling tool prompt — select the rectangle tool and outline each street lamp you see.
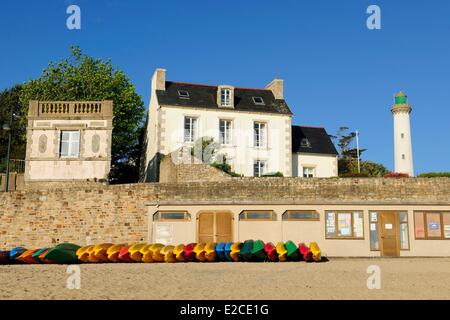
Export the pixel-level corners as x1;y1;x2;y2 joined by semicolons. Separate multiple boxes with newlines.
2;106;13;192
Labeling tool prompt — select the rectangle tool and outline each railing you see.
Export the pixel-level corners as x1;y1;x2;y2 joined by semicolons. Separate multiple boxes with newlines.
9;159;25;174
28;100;113;118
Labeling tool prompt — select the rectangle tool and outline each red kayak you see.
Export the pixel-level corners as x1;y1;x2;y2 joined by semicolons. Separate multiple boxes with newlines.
299;243;313;262
264;242;278;262
118;246;134;263
184;243;197;262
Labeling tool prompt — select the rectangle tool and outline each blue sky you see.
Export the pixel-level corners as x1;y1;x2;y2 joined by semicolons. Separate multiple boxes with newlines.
1;0;449;174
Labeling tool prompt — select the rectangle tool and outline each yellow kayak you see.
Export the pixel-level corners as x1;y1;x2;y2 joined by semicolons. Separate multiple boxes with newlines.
173;244;186;262
309;242;321;262
87;245;100;263
128;243;147;262
193;243;206;262
150;243;165;262
276;242;288;262
106;244;126;262
140;244;154;263
230;242;242;262
204;243;217;262
93;243;114;262
76;245;93;263
160;245;176;263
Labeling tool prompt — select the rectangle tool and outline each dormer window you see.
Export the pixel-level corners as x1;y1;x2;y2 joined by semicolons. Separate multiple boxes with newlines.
252;97;265;106
218;85;234;108
300;137;311;148
178;90;190;99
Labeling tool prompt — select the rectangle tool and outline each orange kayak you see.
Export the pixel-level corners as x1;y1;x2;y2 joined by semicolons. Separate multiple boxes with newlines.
118;246;134;262
17;249;40;264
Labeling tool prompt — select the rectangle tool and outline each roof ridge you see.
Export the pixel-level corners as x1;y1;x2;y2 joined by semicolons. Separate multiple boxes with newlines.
293;125;325;129
167;81;269;91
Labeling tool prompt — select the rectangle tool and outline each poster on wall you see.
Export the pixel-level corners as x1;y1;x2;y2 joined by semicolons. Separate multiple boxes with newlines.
444;225;450;238
354;214;363;237
337;213;352;237
155;224;172;245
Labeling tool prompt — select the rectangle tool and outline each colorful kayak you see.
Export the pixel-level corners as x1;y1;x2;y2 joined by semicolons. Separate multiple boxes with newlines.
10;247;27;261
0;251;11;264
17;249;40;264
128;243;147;262
230;242;242;262
93;243;114;262
215;242;226;261
76;245;93;263
140;244;154;263
275;242;287;262
86;245;100;263
150;243;165;262
309;242;321;262
238;240;254;262
252;240;266;262
44;243;80;264
106;244;126;262
184;243;196;262
118;245;134;263
193;243;207;262
224;242;234;261
38;248;54;264
285;240;301;261
160;245;176;263
204;243;217;262
264;242;278;262
299;243;313;262
173;244;186;262
32;248;49;263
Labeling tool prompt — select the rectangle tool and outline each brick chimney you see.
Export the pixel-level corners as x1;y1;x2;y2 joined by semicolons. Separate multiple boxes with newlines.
152;68;166;91
265;77;284;99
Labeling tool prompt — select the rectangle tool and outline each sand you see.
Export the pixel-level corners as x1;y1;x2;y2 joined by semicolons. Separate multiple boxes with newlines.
1;258;449;300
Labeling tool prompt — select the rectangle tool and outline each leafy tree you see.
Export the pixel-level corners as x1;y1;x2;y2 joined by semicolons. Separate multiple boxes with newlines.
18;46;145;183
331;127;388;177
0;85;25;173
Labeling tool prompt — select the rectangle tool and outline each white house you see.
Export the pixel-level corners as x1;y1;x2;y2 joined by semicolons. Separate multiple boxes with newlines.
140;68;338;181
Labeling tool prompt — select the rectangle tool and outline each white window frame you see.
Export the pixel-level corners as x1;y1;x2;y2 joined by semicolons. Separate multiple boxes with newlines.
303;166;315;178
219;119;232;145
177;90;190;99
59;130;80;158
253;160;266;177
253;122;267;148
252;96;265;105
220;88;232;107
184;116;198;143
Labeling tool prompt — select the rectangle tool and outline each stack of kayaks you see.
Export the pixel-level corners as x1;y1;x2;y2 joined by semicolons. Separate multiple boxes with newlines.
0;240;324;264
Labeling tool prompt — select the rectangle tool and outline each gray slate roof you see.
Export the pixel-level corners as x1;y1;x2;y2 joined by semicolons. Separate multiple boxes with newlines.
156;81;292;115
292;126;338;155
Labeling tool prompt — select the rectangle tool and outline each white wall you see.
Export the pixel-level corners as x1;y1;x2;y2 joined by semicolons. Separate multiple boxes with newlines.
393;111;414;176
154;105;292;177
292;153;338;177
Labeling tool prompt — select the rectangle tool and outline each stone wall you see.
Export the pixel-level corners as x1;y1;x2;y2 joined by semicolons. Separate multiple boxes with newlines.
1;177;449;248
159;153;231;183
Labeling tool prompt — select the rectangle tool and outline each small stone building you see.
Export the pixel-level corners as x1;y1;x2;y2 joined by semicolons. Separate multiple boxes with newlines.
25;100;113;185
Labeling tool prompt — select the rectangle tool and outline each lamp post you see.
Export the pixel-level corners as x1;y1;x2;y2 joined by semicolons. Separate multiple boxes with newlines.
2;105;13;192
355;129;361;174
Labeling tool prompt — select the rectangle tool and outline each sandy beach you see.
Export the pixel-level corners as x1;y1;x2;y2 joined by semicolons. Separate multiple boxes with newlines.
1;258;449;300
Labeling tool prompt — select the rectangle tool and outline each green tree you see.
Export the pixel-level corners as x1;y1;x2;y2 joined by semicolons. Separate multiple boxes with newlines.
0;85;25;172
18;46;145;183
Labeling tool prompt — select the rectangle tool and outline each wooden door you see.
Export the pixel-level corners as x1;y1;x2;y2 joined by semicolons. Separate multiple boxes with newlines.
380;212;400;257
198;211;233;243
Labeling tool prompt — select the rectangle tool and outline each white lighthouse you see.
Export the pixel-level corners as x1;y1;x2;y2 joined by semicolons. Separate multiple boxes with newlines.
391;91;414;176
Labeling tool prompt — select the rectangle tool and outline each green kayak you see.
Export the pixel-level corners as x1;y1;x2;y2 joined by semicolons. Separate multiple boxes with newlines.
285;240;301;261
252;240;266;262
44;242;81;264
238;240;254;262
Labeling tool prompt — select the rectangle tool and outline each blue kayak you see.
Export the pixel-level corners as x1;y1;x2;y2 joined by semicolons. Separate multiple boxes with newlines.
224;242;234;261
215;242;226;261
10;247;27;261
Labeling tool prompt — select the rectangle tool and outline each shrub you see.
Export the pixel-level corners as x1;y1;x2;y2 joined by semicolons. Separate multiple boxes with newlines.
384;172;409;178
417;172;450;178
339;172;369;178
261;171;284;177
